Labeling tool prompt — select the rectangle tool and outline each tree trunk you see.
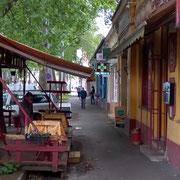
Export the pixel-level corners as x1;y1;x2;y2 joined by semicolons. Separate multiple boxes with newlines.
52;69;57;90
2;71;10;83
14;69;18;83
28;71;31;84
39;67;47;89
0;66;7;133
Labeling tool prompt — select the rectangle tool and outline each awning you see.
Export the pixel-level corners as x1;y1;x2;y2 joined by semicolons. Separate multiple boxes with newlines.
0;34;93;78
106;21;147;60
87;73;96;82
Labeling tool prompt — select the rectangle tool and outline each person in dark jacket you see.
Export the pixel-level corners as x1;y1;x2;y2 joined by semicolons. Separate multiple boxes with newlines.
77;87;81;99
90;86;95;104
80;88;87;109
19;92;34;127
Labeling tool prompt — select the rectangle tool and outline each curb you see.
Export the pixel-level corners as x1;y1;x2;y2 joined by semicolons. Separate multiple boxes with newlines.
17;171;27;180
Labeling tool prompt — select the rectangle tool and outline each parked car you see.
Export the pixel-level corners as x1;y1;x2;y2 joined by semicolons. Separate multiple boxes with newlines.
7;83;37;91
3;91;71;122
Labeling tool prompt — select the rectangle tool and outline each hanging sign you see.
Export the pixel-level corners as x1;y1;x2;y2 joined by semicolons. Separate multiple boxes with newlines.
177;0;180;27
95;62;110;75
96;53;103;60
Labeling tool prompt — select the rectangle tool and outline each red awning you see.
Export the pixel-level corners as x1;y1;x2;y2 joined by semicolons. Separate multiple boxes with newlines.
0;34;93;78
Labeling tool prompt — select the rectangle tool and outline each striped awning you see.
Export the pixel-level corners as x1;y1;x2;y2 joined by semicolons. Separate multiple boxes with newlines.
107;21;147;60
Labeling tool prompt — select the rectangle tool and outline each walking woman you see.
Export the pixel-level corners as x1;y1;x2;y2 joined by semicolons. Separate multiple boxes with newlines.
90;86;95;104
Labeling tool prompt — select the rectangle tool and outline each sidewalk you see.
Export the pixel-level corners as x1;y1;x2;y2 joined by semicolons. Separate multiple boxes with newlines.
66;95;180;180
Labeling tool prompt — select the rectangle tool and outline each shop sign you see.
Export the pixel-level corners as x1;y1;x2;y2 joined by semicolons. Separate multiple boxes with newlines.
114;106;127;119
177;0;180;27
96;53;103;60
95;62;110;75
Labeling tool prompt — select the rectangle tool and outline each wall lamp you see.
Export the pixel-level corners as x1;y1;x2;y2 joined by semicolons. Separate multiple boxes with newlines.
126;2;138;9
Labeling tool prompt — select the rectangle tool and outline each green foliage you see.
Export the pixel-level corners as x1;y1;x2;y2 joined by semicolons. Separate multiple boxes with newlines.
79;30;103;59
26;61;43;71
0;0;118;68
0;162;19;175
62;94;71;102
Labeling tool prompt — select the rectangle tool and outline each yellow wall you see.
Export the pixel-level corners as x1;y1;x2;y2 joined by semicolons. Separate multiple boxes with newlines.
167;30;180;145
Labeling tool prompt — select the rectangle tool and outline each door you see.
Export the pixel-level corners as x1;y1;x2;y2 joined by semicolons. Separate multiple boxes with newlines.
147;27;168;151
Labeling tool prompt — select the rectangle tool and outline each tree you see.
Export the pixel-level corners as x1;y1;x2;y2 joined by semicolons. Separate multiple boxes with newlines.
0;0;18;17
0;0;118;55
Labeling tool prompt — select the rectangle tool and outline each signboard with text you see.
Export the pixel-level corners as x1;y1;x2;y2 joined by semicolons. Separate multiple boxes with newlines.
177;0;180;27
96;53;103;60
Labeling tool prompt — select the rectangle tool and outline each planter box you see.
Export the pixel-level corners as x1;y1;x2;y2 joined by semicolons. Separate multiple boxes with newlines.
25;134;50;144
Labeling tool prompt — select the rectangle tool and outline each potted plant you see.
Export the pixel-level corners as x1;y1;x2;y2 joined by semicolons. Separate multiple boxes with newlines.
25;132;51;144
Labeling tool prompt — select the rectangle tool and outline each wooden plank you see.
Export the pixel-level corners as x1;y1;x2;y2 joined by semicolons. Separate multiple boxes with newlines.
6;134;60;141
6;144;68;152
58;152;68;172
22;165;52;171
42;90;71;94
23;165;66;172
6;134;25;140
57;110;72;113
68;151;80;164
47;81;67;84
62;139;71;151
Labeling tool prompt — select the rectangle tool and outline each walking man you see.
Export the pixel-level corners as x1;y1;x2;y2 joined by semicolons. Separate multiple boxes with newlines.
80;88;87;109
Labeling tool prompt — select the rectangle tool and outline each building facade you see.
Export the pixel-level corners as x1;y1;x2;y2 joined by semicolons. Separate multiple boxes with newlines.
105;0;180;170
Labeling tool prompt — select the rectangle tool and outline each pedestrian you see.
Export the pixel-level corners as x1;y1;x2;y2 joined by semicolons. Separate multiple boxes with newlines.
19;92;34;132
90;86;95;104
80;87;87;109
77;87;81;99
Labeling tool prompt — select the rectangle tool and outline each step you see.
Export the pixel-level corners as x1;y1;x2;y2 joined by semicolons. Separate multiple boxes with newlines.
140;145;167;162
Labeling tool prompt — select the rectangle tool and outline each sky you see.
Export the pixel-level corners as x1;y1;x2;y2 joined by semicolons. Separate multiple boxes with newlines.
95;13;111;37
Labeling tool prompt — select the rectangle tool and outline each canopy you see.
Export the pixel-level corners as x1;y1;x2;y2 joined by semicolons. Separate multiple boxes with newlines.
0;34;93;78
106;21;147;60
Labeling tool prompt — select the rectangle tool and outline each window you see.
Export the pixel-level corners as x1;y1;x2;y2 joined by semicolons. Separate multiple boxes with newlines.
33;95;48;103
10;94;23;105
3;95;8;106
51;94;58;103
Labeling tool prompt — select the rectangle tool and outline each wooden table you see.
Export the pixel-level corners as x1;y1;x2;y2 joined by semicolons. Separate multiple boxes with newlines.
27;121;67;143
39;109;72;119
42;113;69;130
